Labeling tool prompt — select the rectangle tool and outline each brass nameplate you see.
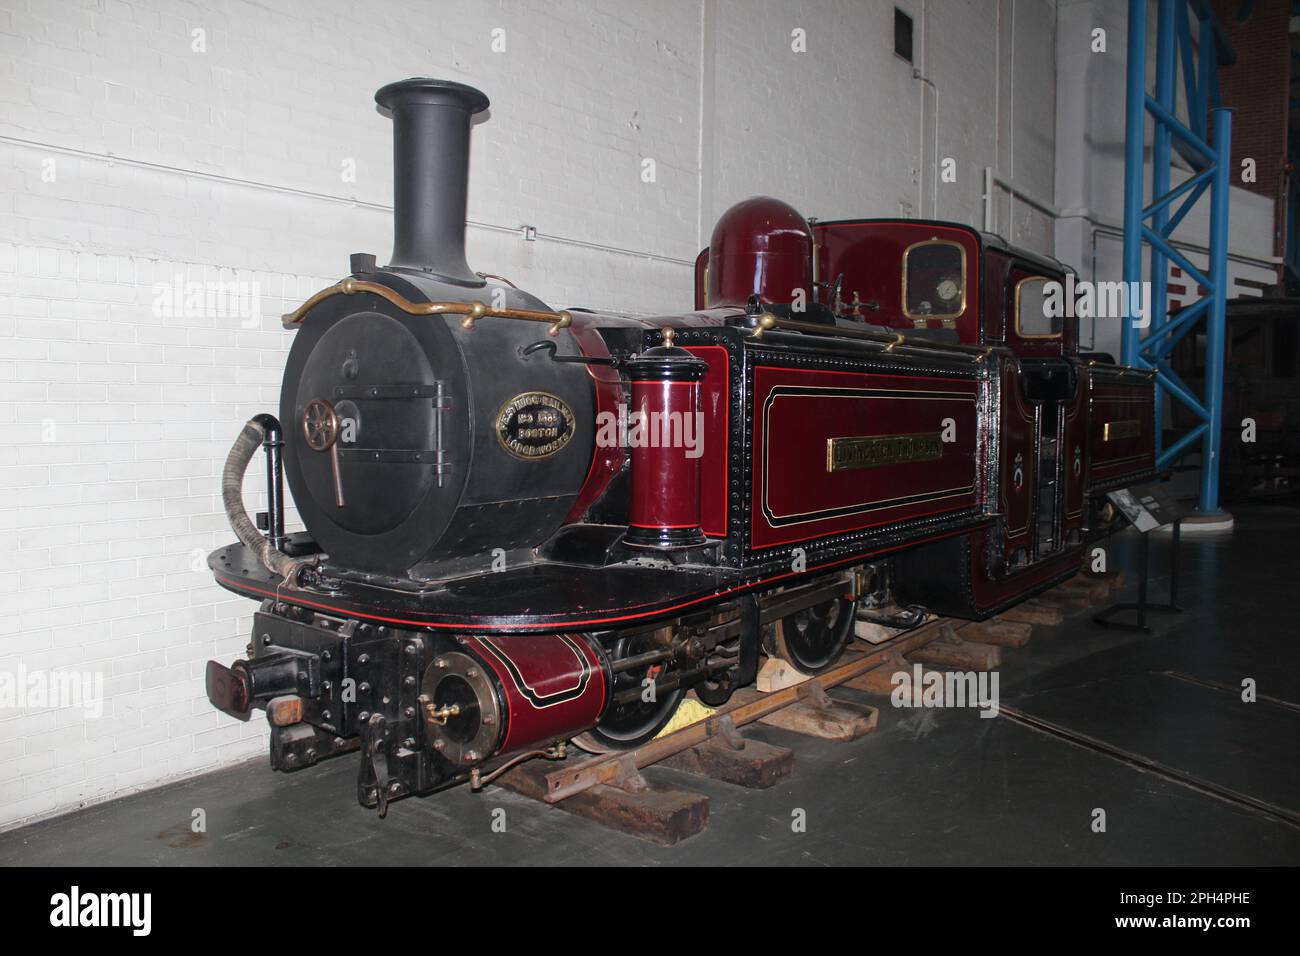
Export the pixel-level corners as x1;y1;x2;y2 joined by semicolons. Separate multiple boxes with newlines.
826;432;944;473
1102;419;1140;442
496;391;576;460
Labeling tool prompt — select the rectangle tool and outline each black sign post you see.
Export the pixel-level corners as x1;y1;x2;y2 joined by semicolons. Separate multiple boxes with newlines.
1092;484;1183;633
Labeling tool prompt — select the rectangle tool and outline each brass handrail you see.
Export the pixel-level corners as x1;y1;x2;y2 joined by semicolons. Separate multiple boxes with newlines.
281;278;573;336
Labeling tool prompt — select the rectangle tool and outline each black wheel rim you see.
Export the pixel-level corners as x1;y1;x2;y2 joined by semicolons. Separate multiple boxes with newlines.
587;634;684;748
781;598;856;673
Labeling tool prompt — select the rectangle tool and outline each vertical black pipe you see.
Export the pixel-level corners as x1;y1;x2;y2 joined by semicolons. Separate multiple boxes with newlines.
252;414;285;552
374;78;490;284
1168;518;1181;610
1136;532;1149;630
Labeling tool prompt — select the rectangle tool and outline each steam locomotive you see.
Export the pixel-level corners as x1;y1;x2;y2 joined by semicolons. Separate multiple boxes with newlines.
205;78;1158;814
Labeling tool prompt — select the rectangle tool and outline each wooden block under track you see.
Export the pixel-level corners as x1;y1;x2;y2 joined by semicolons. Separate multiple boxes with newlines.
842;662;936;704
906;637;1001;671
659;735;795;789
842;660;907;695
756;656;809;692
1032;588;1091;610
1053;576;1111;603
494;758;709;846
757;697;879;742
954;618;1033;648
854;619;903;644
996;600;1065;626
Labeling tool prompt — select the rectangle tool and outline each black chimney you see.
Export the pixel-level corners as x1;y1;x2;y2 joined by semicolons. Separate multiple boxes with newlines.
374;78;489;284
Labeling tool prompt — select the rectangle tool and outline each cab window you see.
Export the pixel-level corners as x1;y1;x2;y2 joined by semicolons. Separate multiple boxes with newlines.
1015;276;1062;338
903;240;965;320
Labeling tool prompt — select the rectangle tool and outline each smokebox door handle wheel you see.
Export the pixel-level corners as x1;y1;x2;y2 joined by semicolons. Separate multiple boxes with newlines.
302;398;345;508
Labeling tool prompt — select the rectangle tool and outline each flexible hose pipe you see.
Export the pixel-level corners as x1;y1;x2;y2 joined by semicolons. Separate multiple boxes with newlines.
222;419;315;584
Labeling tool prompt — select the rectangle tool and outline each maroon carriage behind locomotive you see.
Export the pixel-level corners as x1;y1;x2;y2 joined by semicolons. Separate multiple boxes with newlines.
205;78;1157;813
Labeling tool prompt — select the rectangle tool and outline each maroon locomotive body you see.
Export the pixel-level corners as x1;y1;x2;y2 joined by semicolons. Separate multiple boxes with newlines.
205;79;1157;813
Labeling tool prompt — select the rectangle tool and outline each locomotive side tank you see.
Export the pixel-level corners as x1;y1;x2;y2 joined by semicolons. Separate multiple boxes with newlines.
205;77;1159;814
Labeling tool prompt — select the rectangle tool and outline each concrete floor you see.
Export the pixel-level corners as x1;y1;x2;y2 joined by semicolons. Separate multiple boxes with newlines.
2;505;1298;866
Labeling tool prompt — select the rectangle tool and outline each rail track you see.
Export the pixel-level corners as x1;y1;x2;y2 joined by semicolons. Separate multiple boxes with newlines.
488;572;1121;844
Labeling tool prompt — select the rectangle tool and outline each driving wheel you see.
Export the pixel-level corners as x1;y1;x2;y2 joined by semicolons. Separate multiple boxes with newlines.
771;596;858;675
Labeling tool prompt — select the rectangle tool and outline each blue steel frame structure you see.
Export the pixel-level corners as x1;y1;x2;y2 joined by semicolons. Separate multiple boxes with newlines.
1122;0;1233;515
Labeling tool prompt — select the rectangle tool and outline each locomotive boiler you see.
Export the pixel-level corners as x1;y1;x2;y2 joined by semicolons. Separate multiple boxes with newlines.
205;78;1159;814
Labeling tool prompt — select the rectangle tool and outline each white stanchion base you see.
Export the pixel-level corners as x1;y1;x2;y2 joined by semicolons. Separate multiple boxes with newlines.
1156;510;1234;534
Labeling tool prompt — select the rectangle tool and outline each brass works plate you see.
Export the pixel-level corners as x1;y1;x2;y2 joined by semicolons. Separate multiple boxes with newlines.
826;432;944;473
496;391;576;460
1102;419;1141;442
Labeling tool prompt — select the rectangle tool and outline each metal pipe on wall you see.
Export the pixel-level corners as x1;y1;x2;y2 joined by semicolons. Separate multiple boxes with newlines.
1201;106;1233;513
0;134;694;269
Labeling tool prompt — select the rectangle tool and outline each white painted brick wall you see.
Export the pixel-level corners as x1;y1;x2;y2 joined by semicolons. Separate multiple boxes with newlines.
0;0;1058;829
0;241;328;826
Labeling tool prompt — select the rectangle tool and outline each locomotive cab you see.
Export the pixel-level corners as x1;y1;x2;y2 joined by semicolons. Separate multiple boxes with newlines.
696;205;1107;569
